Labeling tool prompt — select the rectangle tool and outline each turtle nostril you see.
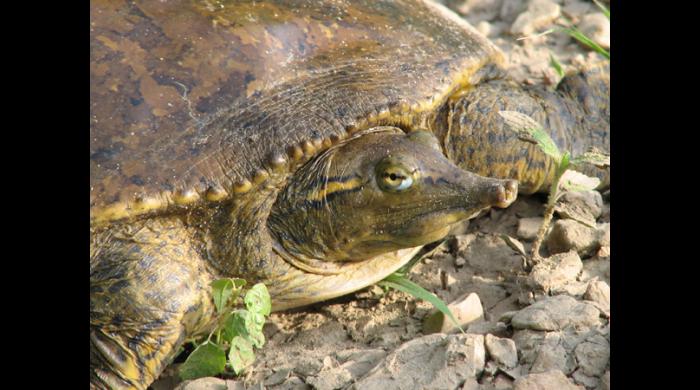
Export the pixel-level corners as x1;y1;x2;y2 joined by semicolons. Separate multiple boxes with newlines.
492;180;518;208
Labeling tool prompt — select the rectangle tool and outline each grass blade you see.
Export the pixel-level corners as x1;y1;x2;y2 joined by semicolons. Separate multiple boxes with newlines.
564;26;610;59
593;0;610;19
379;273;464;333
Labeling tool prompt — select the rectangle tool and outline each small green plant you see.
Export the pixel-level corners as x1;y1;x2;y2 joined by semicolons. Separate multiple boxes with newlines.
179;279;272;380
498;110;609;263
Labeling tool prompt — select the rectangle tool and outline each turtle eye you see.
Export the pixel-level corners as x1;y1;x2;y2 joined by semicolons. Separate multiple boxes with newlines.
378;166;414;192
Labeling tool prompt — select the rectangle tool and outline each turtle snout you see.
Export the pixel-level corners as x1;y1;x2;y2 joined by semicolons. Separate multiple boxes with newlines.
483;179;518;208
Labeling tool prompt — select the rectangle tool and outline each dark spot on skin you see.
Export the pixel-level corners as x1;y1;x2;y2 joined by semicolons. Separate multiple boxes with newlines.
91;147;119;163
488;132;497;144
336;106;348;117
435;60;450;75
130;175;145;185
108;279;130;294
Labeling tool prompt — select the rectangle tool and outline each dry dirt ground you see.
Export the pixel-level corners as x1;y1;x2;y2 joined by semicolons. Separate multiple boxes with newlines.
152;1;610;389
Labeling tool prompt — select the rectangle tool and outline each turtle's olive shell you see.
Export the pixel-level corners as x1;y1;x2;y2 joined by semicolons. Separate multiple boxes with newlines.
90;0;503;223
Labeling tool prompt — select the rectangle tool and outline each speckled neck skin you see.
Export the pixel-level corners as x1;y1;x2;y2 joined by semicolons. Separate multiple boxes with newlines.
439;63;610;194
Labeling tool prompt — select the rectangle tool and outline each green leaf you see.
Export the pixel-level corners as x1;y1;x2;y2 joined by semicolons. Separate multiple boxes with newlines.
179;342;227;380
559;170;601;192
221;310;248;342
211;278;246;314
549;53;565;78
244;283;271;316
379;273;464;333
498;111;562;163
570;150;610;168
593;0;610;19
229;336;255;375
564;26;610;59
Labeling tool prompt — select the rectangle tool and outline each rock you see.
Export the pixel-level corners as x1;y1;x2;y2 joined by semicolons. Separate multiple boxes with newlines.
335;349;387;378
572;369;599;388
423;292;484;334
293;357;323;377
485;334;519;368
175;377;228;390
530;332;576;375
578;13;610;49
500;0;528;24
510;295;601;331
517;217;543;241
531;342;571;374
225;381;246;390
264;368;291;386
529;251;583;293
581;258;610;284
554;190;603;226
574;334;609;377
306;367;353;390
511;0;561;36
476;20;492;37
351;334;485;389
512;329;545;366
493;373;515;388
454;0;502;21
546;219;599;257
596;223;610;247
598;370;610;390
583;280;610;315
513;370;583;390
461;377;480;390
277;376;309;390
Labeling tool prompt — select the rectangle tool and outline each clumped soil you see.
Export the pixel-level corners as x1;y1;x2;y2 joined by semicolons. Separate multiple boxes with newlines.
153;1;610;389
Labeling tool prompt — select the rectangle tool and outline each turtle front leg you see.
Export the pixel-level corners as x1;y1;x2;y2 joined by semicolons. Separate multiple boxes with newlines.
90;219;215;389
443;62;609;194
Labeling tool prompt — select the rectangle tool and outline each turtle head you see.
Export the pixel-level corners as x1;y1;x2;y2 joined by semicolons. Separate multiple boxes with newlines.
268;127;517;272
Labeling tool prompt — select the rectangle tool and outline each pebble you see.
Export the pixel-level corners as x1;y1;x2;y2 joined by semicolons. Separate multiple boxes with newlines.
599;370;610;390
476;20;492;36
529;251;583;293
513;370;584;390
578;12;610;49
572;369;598;388
581;258;610;284
510;295;601;331
485;333;519;368
546;219;599;257
500;0;527;23
264;368;291;386
350;334;485;389
517;217;543;241
597;223;610;247
510;0;561;36
555;190;603;226
583;280;610;316
461;377;480;390
174;377;228;390
423;292;484;334
574;334;610;377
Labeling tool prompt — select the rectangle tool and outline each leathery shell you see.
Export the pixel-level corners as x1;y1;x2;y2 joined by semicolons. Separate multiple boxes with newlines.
90;0;504;223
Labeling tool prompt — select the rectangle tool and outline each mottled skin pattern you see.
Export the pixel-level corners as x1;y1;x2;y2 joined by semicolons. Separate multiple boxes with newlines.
90;1;609;388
